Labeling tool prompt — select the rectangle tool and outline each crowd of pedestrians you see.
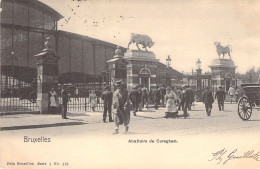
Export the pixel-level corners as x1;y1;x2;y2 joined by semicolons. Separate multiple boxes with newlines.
48;80;244;134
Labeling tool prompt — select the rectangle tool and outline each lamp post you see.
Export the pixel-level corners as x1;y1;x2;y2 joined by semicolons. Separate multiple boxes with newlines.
249;73;252;83
166;55;171;86
11;51;15;86
196;58;202;90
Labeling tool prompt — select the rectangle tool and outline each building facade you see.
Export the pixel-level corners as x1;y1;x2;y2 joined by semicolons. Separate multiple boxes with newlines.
1;0;182;90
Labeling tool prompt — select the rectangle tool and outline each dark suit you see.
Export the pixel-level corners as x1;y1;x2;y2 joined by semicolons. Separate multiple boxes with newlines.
101;90;113;122
153;89;161;109
215;89;226;111
61;89;70;119
202;89;214;116
129;88;140;113
181;89;192;117
159;87;166;106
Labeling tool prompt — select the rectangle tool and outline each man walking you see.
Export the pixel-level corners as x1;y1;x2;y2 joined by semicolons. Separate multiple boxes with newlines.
129;86;140;116
215;86;226;111
61;86;71;119
153;86;161;110
101;86;113;122
181;85;191;118
202;87;214;116
112;80;130;134
159;85;166;107
228;86;235;103
186;86;195;110
175;87;182;108
138;86;143;111
141;85;149;109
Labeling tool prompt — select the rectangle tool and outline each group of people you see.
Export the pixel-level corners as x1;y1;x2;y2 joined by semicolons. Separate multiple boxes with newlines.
128;85;167;116
48;87;99;119
48;86;71;119
100;81;197;134
48;81;240;134
201;85;242;116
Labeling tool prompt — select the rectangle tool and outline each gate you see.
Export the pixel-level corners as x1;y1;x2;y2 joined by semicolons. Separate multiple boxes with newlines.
0;66;39;113
59;72;111;111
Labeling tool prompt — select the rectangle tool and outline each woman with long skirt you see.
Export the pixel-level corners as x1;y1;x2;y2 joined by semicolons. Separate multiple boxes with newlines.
89;90;97;111
164;87;178;118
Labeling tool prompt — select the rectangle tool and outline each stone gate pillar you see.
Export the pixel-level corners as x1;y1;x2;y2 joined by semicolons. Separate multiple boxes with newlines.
35;37;59;114
107;46;127;91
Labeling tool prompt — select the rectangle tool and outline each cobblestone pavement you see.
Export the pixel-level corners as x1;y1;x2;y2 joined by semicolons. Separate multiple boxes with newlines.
1;102;260;169
1;102;260;137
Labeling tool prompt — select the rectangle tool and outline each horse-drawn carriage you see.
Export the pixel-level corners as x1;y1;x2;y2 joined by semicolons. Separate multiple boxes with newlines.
237;83;260;120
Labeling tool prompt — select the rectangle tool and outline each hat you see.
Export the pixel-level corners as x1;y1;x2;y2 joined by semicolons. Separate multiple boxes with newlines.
219;86;222;88
115;80;123;86
181;84;187;88
166;86;172;90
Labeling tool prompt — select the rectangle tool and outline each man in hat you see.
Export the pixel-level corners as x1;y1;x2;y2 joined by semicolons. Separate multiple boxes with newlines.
186;86;195;110
141;85;149;109
101;85;113;122
159;85;166;107
129;85;140;116
153;86;161;110
215;86;226;111
180;85;190;118
202;86;214;116
112;80;130;134
61;86;71;119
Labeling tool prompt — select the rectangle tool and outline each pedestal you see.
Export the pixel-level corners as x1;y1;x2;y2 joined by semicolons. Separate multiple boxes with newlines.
124;50;159;90
107;56;127;92
35;51;59;114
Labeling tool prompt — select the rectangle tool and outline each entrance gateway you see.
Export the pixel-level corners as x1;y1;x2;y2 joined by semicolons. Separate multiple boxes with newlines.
124;50;159;90
107;34;158;91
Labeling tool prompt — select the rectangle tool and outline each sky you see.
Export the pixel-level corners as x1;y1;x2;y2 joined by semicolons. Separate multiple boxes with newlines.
40;0;260;74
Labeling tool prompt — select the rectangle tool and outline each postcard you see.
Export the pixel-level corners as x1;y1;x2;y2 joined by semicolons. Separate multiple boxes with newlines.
1;0;260;168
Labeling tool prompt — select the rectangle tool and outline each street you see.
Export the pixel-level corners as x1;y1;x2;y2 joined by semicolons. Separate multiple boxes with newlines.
0;102;260;136
1;102;260;169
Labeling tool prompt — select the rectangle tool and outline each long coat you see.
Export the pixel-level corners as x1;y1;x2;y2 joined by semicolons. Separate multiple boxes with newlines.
153;89;161;103
202;89;214;104
129;88;140;104
113;88;130;125
101;90;113;108
215;89;226;101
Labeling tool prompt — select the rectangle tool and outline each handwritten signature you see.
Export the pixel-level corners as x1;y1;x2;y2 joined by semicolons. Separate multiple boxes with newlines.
209;148;260;165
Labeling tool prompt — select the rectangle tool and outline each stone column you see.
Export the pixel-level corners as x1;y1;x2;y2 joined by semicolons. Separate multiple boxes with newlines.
35;37;59;114
107;46;127;91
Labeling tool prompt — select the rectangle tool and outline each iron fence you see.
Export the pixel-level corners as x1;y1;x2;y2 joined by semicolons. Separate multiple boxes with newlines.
0;66;39;112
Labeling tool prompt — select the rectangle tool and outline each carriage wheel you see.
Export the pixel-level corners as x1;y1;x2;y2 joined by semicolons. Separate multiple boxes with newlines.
237;97;252;120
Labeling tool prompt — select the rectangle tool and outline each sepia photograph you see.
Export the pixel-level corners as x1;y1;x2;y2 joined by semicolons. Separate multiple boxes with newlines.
0;0;260;168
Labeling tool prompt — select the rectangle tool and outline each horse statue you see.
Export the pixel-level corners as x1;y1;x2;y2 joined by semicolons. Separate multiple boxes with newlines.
127;33;155;51
214;42;232;59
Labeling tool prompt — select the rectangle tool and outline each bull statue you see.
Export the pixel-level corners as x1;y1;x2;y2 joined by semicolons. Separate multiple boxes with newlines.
214;42;232;59
127;33;155;51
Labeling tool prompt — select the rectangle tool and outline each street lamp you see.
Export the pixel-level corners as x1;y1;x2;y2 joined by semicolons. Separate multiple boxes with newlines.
166;55;171;86
11;51;15;86
196;58;202;90
249;73;252;83
196;58;201;69
166;55;171;67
